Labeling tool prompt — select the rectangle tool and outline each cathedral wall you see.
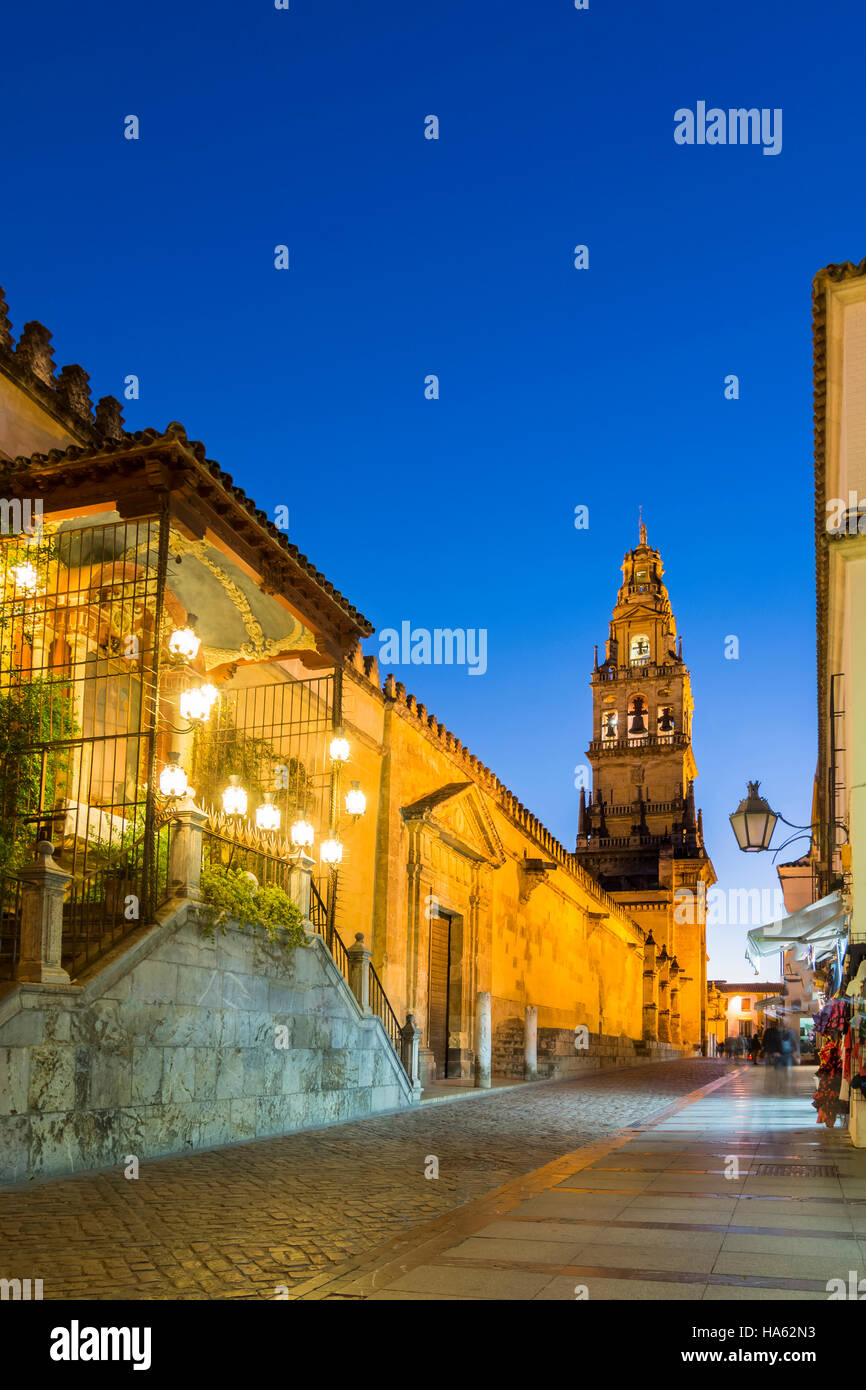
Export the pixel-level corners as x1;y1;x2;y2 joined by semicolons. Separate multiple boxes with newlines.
342;665;646;1075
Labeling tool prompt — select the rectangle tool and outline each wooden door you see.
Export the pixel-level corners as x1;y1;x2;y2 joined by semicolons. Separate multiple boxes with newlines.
428;913;452;1079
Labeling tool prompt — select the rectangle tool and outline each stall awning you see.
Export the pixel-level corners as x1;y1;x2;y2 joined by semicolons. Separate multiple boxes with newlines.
745;892;847;972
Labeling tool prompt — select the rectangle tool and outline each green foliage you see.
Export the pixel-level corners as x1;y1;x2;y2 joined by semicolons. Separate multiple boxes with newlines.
198;865;306;948
0;676;78;875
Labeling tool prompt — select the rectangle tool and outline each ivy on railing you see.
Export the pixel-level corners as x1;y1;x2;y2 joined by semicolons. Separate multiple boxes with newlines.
197;865;306;949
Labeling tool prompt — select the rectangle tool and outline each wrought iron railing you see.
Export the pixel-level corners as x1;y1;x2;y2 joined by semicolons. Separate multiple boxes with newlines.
0;874;23;978
369;961;402;1055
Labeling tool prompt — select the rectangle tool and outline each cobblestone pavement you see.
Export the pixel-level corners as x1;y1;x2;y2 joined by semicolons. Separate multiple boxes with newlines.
0;1059;729;1300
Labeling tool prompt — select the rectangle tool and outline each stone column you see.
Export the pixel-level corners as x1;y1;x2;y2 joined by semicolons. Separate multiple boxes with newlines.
347;932;372;1013
169;796;208;901
642;931;658;1041
657;944;672;1043
475;989;492;1089
400;1012;423;1096
669;957;681;1045
287;851;314;921
15;840;72;985
524;1004;538;1080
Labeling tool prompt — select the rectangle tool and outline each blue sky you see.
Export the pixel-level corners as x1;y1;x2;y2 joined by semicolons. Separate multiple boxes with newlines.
2;0;863;979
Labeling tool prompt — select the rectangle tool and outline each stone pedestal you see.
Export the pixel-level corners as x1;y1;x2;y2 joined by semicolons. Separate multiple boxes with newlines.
400;1013;423;1098
347;932;371;1013
475;990;492;1089
524;1004;538;1080
418;1046;437;1088
15;840;72;985
287;851;314;921
169;796;208;901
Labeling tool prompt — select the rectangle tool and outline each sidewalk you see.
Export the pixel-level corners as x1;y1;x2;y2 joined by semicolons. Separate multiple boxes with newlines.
297;1064;866;1300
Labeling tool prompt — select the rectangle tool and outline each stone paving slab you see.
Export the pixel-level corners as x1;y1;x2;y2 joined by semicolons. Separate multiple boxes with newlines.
295;1066;866;1301
0;1058;729;1300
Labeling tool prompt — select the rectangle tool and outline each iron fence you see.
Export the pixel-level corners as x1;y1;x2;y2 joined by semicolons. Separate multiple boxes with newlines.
190;676;334;839
0;515;166;973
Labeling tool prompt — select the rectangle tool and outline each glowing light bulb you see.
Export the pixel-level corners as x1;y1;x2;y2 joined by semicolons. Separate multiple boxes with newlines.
329;727;350;762
255;795;281;832
221;776;247;817
168;625;201;661
290;817;315;848
159;757;188;799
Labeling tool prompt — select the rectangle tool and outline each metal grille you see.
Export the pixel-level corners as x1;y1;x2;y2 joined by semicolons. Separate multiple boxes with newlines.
0;516;166;975
755;1164;839;1178
190;675;334;837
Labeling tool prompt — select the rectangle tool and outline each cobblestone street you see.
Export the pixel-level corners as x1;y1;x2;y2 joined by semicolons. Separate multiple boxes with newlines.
0;1059;727;1300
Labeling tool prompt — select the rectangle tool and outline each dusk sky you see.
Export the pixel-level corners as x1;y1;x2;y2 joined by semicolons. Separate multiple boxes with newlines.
3;0;864;979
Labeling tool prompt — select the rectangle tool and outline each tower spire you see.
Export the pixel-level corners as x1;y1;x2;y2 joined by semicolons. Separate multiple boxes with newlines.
638;505;647;546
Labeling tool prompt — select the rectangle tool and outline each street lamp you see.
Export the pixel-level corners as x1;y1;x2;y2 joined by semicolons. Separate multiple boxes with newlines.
329;727;350;762
729;781;779;852
255;793;280;832
168;616;201;662
345;781;366;818
9;561;38;594
159;753;188;800
222;775;247;817
290;815;315;849
320;835;343;866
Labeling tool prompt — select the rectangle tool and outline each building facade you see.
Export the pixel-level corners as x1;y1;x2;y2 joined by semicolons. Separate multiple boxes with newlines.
0;285;710;1174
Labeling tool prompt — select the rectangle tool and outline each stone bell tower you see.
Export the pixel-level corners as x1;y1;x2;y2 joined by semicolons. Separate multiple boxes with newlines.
574;518;716;1051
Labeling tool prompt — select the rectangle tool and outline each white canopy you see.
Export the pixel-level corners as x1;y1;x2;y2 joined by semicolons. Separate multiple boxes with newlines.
745;892;847;972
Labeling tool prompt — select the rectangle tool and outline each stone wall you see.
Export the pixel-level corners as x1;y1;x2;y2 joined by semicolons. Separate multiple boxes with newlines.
493;1016;688;1081
0;903;414;1184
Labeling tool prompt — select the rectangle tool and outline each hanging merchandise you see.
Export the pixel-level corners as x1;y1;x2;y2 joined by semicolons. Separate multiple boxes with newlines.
812;1037;848;1127
813;998;851;1036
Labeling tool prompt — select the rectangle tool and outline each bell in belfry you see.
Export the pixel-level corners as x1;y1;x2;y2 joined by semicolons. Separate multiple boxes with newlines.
629;696;647;734
658;706;675;733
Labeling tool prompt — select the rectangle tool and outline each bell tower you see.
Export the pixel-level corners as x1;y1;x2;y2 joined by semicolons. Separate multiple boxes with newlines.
575;519;715;1050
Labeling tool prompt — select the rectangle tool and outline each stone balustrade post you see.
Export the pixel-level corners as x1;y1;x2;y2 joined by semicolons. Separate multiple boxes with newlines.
287;851;314;921
347;932;372;1013
524;1004;538;1080
400;1012;423;1094
475;989;492;1089
15;840;72;985
169;796;208;902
